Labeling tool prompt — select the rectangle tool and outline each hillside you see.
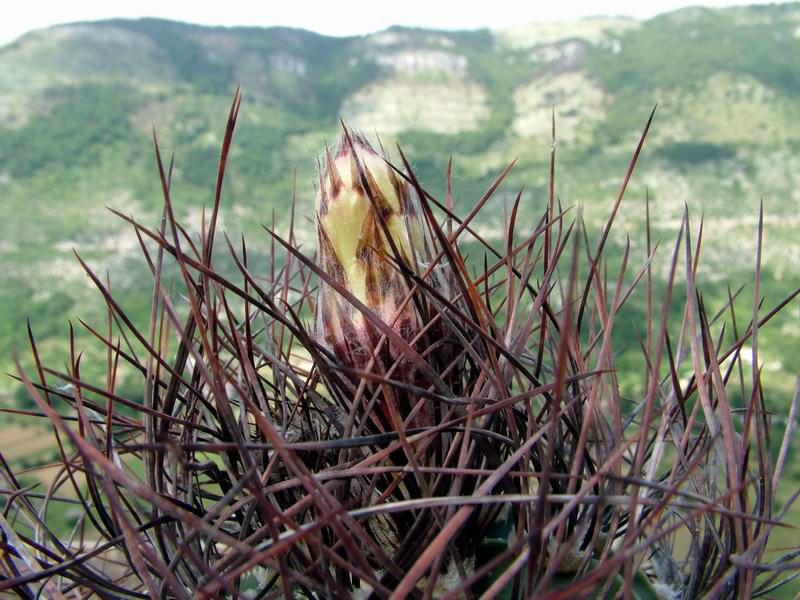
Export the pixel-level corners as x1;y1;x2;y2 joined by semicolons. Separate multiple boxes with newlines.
0;6;799;405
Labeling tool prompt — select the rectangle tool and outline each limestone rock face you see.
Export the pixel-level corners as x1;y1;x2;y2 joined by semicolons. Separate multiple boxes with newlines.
342;45;486;135
513;72;606;142
341;78;489;135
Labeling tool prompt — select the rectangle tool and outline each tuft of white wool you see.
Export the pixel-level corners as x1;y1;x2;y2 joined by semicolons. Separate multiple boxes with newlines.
653;582;680;600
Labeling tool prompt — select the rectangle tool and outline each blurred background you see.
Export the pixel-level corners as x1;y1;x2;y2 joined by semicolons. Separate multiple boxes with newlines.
0;0;798;510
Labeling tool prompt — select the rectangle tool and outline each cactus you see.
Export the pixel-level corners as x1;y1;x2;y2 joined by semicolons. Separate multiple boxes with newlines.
1;91;799;599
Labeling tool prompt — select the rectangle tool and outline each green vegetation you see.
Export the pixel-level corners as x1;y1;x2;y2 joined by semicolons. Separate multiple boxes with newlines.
0;83;142;177
585;7;800;95
656;141;737;167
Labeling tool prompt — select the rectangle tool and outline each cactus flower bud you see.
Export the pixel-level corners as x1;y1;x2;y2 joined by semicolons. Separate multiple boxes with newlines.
314;130;442;429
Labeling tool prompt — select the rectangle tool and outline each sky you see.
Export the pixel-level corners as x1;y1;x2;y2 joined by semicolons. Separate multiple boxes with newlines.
0;0;780;47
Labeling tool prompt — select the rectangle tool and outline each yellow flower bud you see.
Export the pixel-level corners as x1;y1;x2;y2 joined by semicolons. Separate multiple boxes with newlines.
314;129;438;427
